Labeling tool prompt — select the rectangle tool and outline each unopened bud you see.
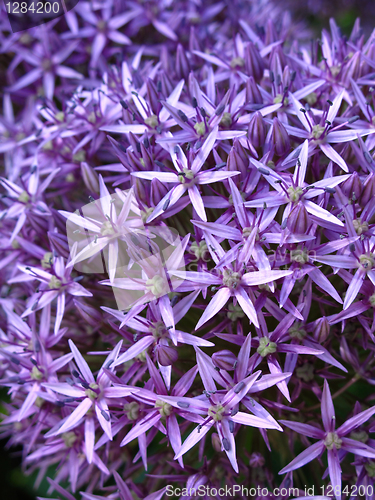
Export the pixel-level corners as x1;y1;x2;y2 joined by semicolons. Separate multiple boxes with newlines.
313;316;330;342
74;299;102;327
155;344;178;366
271;117;290;156
212;350;237;371
246;76;263;104
244;42;264;80
81;162;99;194
146;78;161;114
211;433;222;452
287;202;310;234
176;44;190;80
151;178;168;206
341;171;362;200
48;231;70;259
360;173;375;206
248;111;266;148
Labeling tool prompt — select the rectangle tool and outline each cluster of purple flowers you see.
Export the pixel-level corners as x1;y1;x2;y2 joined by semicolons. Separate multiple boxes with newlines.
1;1;375;499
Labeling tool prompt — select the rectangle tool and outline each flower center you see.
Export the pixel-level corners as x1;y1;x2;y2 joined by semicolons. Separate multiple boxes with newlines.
97;20;107;32
208;404;225;422
146;275;168;296
227;303;245;321
359;253;375;270
222;269;241;289
124;401;140;420
30;366;43;381
62;432;78;447
100;220;116;236
311;124;325;140
155;399;172;417
287;186;304;203
178;168;195;184
352;219;369;235
273;94;289;106
350;430;368;443
145;115;159;128
41;252;53;269
48;276;62;289
257;336;277;357
365;461;375;478
290;248;309;264
219;112;232;128
194;122;206;136
150;321;166;339
42;58;53;71
190;240;208;260
369;293;375;307
324;432;342;450
296;363;314;382
18;190;30;203
305;92;317;105
230;57;245;68
85;382;100;400
288;325;307;339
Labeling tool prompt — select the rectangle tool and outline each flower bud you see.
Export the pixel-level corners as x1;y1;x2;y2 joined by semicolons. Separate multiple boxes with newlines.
176;44;190;80
227;142;248;179
287;202;310;234
48;231;70;259
248;111;266;148
265;19;277;45
246;76;263;105
271;117;290;156
244;42;264;81
211;433;222;452
341;171;362;200
146;78;161;114
155;344;178;366
313;316;330;343
151;178;168;206
341;51;362;86
212;350;237;371
132;175;148;201
186;473;208;490
159;70;174;96
74;299;102;327
360;173;375;206
81;162;99;194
